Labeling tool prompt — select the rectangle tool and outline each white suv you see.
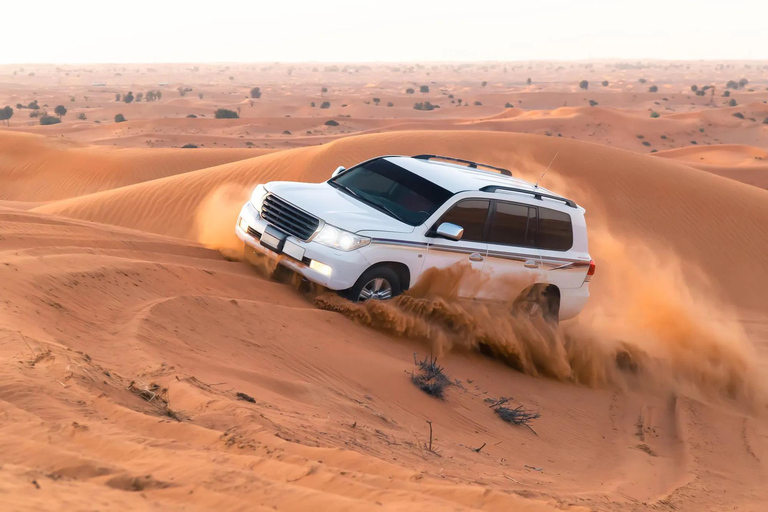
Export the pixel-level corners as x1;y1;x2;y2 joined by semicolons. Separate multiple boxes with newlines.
235;155;594;322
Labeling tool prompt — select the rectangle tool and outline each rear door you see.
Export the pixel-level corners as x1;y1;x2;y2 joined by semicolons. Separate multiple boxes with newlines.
422;199;490;296
536;206;588;288
479;200;542;302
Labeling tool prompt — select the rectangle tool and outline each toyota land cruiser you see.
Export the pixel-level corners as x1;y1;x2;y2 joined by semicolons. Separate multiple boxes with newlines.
235;155;594;322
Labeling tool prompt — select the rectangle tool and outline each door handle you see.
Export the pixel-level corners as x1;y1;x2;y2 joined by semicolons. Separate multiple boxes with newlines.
469;253;484;262
524;259;539;269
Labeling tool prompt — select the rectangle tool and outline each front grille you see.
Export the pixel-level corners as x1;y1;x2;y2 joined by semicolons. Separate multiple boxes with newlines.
260;194;320;241
246;226;261;239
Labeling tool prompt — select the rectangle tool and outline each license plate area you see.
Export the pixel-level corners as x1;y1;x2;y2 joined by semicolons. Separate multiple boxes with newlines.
260;225;287;253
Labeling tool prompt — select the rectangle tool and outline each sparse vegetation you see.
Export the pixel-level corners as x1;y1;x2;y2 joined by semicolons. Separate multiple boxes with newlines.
214;108;239;119
650;111;660;118
638;78;647;84
181;143;198;148
411;355;450;399
177;87;193;97
186;114;197;118
481;81;487;87
115;93;121;102
723;90;731;97
386;102;394;107
414;101;437;111
324;119;339;126
320;101;330;109
419;85;429;93
505;102;514;108
601;80;609;87
485;397;539;434
733;112;745;119
145;90;162;102
589;100;598;107
54;105;67;118
77;112;87;120
250;87;262;99
405;88;414;94
579;80;588;90
124;91;134;104
691;85;698;92
114;113;126;123
39;115;61;125
728;98;737;107
648;85;658;93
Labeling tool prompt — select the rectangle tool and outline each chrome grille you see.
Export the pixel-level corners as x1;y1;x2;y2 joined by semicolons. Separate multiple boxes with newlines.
260;194;320;241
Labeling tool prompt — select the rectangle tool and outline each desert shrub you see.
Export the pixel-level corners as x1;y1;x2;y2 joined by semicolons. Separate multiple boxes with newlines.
505;102;514;108
29;110;40;118
589;100;598;107
16;103;23;109
733;112;745;119
114;113;126;123
473;101;482;106
728;98;737;107
282;130;291;134
177;87;193;97
39;115;61;125
642;141;651;146
320;101;330;109
250;87;261;99
413;101;437;111
726;80;739;89
481;81;487;87
373;97;380;105
579;80;588;90
691;85;698;91
115;93;121;101
601;80;609;86
702;85;711;91
650;111;660;118
638;78;647;84
648;85;658;92
0;105;13;125
123;91;134;104
135;92;143;102
145;90;162;101
723;90;731;97
420;85;429;93
77;112;86;120
486;398;539;432
310;102;315;107
26;100;39;110
324;119;339;126
386;102;394;107
763;117;768;124
739;78;748;88
186;114;197;118
526;77;532;85
405;88;414;94
411;355;450;399
695;90;706;96
214;108;238;118
54;105;67;118
181;143;198;148
661;135;667;139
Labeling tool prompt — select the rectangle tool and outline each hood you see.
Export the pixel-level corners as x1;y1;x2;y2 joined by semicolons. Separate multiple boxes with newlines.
265;181;414;234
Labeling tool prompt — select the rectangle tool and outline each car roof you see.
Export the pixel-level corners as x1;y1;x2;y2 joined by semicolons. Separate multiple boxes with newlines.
384;155;564;197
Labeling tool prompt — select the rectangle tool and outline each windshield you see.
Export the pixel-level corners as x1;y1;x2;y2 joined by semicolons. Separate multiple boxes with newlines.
329;159;452;226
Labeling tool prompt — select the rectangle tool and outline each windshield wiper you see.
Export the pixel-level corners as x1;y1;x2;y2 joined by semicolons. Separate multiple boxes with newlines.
330;182;407;224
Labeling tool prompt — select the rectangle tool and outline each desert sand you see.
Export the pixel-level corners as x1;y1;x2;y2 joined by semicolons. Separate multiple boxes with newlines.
1;62;767;512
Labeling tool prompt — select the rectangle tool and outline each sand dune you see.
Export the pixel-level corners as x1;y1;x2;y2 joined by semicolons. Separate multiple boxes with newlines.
35;130;768;311
653;144;768;189
0;131;261;202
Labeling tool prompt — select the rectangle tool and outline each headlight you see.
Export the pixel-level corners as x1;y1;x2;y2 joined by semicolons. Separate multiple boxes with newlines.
250;185;268;211
313;224;370;251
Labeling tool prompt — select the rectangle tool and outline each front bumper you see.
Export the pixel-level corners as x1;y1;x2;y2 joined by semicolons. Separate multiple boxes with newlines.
235;201;371;291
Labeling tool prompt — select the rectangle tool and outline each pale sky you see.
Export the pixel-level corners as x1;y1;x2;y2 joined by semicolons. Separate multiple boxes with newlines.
4;0;767;63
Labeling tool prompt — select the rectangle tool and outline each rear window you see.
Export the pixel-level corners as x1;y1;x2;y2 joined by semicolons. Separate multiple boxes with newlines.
434;199;490;242
488;202;536;247
537;207;573;251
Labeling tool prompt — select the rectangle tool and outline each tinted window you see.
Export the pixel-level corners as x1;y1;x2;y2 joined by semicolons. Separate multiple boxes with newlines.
538;207;573;251
434;200;490;242
488;202;535;247
330;159;452;226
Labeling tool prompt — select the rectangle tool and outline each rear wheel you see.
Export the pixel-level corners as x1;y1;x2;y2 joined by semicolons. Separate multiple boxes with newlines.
512;285;560;325
345;267;401;303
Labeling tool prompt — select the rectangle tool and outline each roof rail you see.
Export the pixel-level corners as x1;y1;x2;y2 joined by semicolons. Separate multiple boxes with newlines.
481;185;577;208
412;154;512;177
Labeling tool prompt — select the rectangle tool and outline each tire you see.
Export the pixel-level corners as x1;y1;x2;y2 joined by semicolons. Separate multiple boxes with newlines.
512;285;560;325
344;266;401;303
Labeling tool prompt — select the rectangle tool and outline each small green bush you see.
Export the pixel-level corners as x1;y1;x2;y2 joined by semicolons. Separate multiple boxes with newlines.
214;108;239;119
650;111;660;118
181;143;198;148
39;115;61;125
324;119;339;126
420;85;429;93
115;113;126;123
579;80;588;90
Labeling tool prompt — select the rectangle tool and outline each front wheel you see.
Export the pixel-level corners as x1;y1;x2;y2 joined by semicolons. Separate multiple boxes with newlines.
344;267;401;303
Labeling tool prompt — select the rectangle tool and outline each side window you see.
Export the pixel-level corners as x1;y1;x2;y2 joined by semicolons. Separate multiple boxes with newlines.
538;207;573;251
488;202;536;247
433;199;490;242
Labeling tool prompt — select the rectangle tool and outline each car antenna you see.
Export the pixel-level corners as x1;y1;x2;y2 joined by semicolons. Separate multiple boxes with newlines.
534;152;558;189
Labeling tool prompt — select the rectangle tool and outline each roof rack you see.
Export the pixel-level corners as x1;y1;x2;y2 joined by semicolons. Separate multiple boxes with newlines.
481;185;577;208
412;154;512;177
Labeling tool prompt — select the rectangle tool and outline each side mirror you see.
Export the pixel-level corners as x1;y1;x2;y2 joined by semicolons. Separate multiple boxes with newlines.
436;222;464;241
332;165;345;178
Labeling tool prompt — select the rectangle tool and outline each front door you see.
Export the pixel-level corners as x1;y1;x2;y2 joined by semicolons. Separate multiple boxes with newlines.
422;199;490;297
